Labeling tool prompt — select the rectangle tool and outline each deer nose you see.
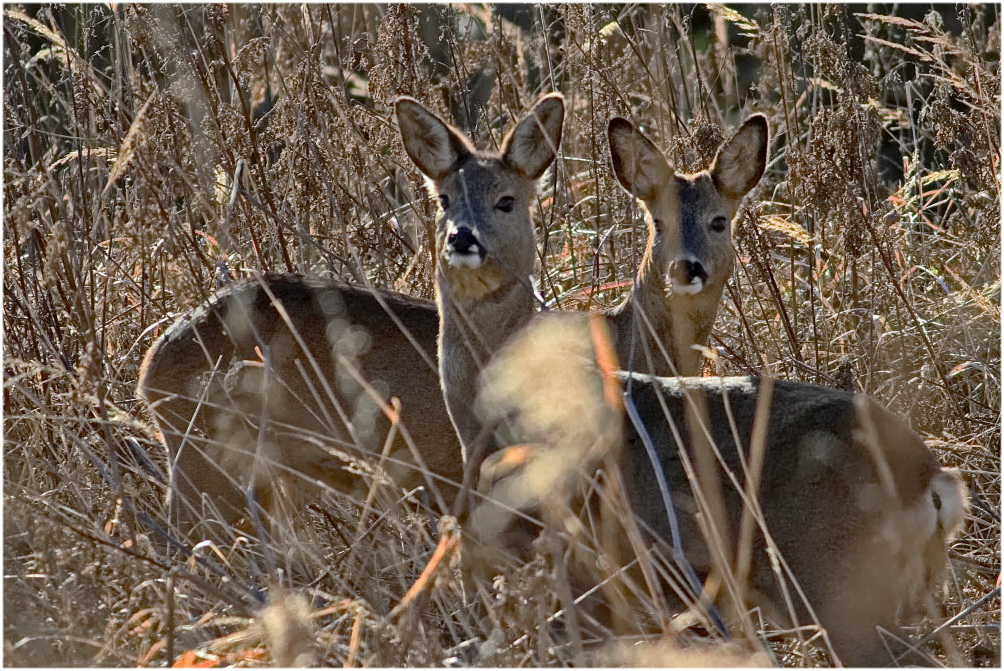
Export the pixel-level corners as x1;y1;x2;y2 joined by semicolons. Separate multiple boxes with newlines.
447;226;479;254
669;259;709;293
445;226;486;268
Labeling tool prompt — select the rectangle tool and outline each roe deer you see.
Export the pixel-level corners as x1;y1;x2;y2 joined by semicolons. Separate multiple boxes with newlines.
395;92;564;465
471;314;968;666
394;104;759;470
604;115;768;377
136;93;563;539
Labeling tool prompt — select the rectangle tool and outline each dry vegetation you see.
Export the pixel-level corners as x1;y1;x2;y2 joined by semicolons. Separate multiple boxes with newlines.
3;3;999;667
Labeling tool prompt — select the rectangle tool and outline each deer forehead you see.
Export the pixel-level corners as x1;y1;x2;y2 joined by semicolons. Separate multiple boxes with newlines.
677;174;730;217
437;157;529;199
643;174;730;230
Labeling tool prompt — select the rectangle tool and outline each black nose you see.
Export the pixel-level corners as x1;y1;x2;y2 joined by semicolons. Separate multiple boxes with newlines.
669;259;709;286
447;227;478;254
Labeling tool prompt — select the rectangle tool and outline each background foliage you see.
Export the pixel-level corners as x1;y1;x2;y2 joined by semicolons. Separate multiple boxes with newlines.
4;3;999;666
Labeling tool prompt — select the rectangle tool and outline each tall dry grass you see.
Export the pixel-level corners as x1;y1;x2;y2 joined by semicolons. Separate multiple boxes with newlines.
4;4;999;666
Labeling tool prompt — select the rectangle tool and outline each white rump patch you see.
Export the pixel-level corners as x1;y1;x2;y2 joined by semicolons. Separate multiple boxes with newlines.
931;469;968;537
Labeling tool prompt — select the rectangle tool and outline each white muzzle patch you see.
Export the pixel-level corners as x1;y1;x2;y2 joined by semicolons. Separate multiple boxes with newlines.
669;276;705;296
446;248;484;269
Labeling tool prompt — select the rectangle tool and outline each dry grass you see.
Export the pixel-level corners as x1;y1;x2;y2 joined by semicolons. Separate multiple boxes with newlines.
3;4;999;666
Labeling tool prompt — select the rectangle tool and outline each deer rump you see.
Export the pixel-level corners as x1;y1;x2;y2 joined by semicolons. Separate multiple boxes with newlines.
480;371;955;665
610;374;948;664
622;377;930;569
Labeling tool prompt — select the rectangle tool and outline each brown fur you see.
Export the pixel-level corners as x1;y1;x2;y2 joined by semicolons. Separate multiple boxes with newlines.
137;275;451;537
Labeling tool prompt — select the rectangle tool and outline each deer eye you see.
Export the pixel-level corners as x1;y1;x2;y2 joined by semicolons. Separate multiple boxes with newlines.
496;196;514;213
710;216;728;233
438;195;450;210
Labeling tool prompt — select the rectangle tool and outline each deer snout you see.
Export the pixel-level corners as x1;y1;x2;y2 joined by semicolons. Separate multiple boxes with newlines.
445;226;486;269
668;259;709;295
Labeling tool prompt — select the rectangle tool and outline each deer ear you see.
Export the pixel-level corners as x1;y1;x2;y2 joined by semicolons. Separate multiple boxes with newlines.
607;117;671;203
710;114;768;199
501;93;564;180
395;97;473;181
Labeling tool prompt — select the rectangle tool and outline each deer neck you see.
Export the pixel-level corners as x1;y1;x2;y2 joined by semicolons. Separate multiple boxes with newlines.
612;229;720;377
436;261;537;464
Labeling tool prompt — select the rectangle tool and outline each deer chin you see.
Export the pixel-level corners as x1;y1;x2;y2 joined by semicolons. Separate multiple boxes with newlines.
446;250;485;269
667;276;705;297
